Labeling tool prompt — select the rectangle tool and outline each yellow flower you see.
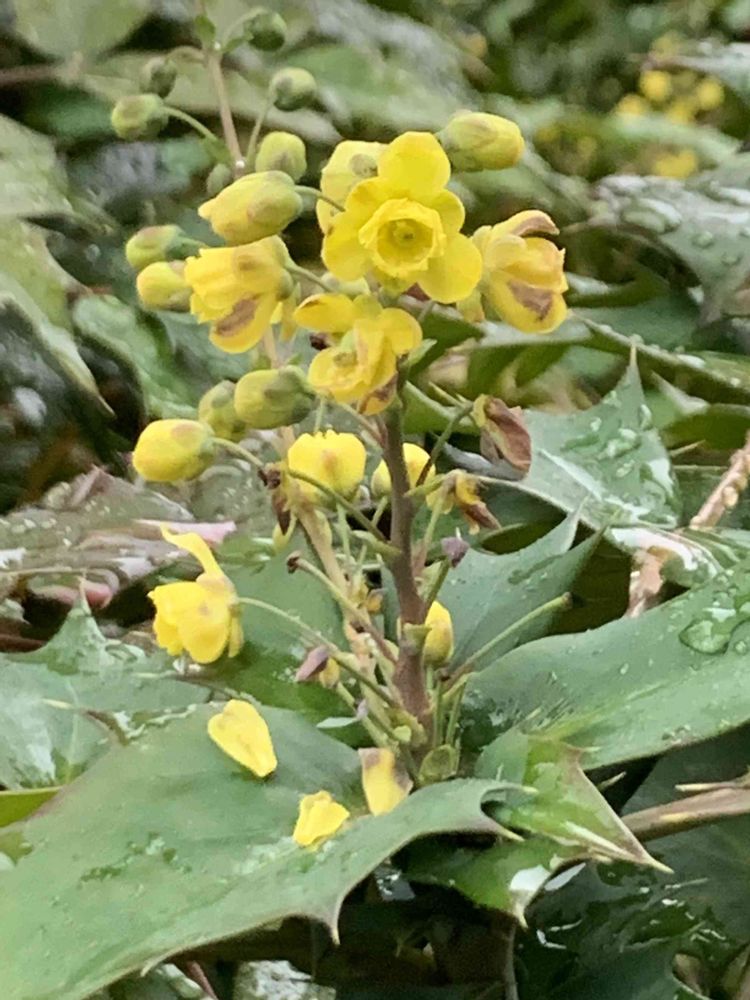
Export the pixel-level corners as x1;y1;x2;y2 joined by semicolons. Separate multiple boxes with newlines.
293;790;350;846
472;210;567;334
316;140;386;234
285;430;367;502
639;69;672;104
198;171;303;245
423;600;454;667
132;419;213;482
184;239;293;353
371;443;435;497
136;261;191;310
437;111;524;172
615;94;650;117
207;699;277;777
664;97;697;124
652;148;699;179
359;748;411;815
322;131;482;303
308;305;421;415
694;76;724;112
428;470;499;534
149;527;243;663
294;291;380;341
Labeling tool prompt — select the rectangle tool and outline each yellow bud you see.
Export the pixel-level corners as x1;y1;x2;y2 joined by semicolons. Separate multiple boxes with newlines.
139;55;178;99
244;7;287;51
318;658;340;688
125;225;201;271
423;601;454;667
132;419;213;482
293;790;349;846
198;380;248;441
198;171;303;244
437;111;524;172
286;430;367;503
371;443;434;498
270;67;317;111
359;748;411;816
234;365;315;429
207;699;277;778
136;260;191;310
111;93;167;140
255;131;307;182
639;69;672;104
695;76;724;112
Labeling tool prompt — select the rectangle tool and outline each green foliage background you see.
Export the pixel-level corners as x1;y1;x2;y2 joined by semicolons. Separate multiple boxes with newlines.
3;0;750;998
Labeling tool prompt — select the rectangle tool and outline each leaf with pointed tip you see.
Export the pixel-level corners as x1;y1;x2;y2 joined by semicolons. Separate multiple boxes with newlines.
502;364;680;531
0;705;507;1000
464;551;750;768
11;0;150;58
406;734;655;920
0;604;195;788
439;516;596;668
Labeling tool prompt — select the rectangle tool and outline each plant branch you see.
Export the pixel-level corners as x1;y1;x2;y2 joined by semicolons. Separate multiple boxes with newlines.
287;469;391;545
245;94;271;166
165;106;219;143
206;48;244;172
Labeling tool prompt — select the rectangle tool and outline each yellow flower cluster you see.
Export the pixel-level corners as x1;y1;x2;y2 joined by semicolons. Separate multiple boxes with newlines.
207;700;411;846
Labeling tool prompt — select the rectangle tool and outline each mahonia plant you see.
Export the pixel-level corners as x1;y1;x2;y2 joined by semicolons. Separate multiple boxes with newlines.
120;6;567;849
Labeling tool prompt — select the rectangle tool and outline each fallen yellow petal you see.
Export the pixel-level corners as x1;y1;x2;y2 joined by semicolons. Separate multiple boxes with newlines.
207;699;277;777
293;790;350;846
359;748;412;816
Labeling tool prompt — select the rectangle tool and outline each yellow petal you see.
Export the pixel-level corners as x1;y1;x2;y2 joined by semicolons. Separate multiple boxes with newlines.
179;585;234;663
378;132;451;200
207;699;277;777
359;748;411;816
491;210;559;240
430;189;465;234
209;294;277;353
377;308;422;355
486;278;568;334
420;232;482;303
344;176;391;225
293;790;350;846
294;293;358;333
161;526;221;577
322;213;369;281
423;600;455;667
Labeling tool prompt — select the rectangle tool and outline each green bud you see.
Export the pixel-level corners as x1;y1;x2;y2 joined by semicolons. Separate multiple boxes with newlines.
206;162;233;197
125;225;203;271
111;94;168;141
136;261;191;311
234;365;315;429
255;131;307;182
198;380;248;442
245;7;287;51
418;745;459;785
269;67;317;111
139;55;178;99
436;111;525;172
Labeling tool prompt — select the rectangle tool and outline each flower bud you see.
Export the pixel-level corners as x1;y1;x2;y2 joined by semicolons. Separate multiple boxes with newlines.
371;443;434;498
206;162;233;196
111;93;168;140
269;67;317;111
198;380;248;441
125;225;202;271
136;261;191;311
437;111;524;172
198;171;303;244
286;430;366;503
234;365;315;429
132;419;214;482
255;131;306;182
139;55;178;99
244;7;287;50
423;601;454;667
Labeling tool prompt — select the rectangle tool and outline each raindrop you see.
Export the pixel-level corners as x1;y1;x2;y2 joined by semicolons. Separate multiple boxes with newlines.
691;231;715;249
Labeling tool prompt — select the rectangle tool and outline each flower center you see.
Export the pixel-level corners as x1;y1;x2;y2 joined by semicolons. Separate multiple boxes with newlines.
359;198;445;278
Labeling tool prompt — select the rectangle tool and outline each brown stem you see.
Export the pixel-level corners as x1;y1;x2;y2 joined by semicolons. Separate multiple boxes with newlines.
382;408;429;723
0;64;59;87
182;961;219;999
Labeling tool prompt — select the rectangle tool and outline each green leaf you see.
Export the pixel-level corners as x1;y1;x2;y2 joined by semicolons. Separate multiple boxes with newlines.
10;0;151;59
0;467;236;605
464;550;750;768
439;515;596;668
0;787;58;827
503;363;681;531
0;705;507;1000
0;604;196;788
407;733;655;919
